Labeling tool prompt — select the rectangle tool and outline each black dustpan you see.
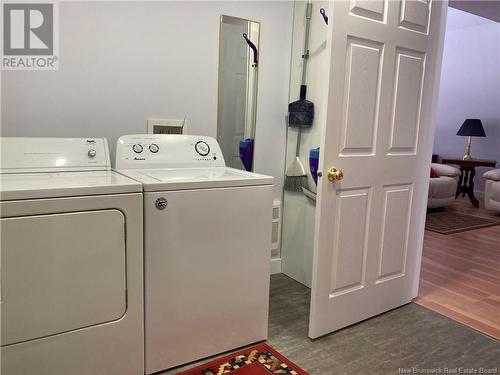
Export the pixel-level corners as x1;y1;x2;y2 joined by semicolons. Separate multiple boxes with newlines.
288;84;314;128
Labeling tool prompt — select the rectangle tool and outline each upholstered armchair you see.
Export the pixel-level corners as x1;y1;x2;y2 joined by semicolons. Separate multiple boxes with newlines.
483;169;500;213
427;163;461;209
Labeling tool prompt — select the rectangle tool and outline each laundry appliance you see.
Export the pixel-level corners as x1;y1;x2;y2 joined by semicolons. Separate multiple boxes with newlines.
115;134;273;374
0;137;144;375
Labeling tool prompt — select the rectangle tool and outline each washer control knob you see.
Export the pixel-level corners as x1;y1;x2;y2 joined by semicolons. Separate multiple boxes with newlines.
132;144;143;153
149;144;159;153
88;149;96;158
195;141;210;156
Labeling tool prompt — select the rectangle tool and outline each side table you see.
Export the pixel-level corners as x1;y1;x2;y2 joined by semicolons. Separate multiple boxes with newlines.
441;158;497;207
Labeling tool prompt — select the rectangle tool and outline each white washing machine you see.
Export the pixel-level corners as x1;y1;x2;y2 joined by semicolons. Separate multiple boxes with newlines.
0;137;144;375
115;134;274;374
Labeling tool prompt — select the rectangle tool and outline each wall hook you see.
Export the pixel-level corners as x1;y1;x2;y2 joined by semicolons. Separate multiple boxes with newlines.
320;8;328;25
243;33;258;67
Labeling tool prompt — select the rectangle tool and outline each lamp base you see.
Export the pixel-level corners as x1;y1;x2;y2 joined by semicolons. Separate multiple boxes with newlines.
462;136;472;161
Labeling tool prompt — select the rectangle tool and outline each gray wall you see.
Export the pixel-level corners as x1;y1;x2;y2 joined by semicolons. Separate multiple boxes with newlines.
434;8;500;192
1;1;294;199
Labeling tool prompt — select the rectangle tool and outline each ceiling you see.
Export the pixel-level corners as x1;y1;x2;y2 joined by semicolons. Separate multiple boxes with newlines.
449;1;500;23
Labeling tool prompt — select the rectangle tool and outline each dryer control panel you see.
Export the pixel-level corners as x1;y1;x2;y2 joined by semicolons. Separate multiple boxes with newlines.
0;138;111;173
115;135;226;169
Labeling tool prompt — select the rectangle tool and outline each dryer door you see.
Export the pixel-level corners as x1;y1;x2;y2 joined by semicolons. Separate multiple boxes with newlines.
1;209;126;346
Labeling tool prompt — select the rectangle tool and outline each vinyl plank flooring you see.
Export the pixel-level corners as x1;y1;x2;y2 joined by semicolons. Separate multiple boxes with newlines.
165;273;500;375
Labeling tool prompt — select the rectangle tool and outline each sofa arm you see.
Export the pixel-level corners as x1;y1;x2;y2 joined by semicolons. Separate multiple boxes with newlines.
483;169;500;181
431;163;461;178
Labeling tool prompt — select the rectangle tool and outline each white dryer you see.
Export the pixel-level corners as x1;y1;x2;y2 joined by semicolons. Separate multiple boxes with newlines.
0;137;144;375
115;134;273;374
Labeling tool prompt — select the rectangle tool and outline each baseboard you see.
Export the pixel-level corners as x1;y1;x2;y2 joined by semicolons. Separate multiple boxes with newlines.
270;257;282;275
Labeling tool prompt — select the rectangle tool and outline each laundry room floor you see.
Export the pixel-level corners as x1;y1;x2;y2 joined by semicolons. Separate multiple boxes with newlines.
165;274;500;375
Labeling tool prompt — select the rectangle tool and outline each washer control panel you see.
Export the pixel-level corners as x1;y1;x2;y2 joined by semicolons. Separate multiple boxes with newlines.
116;135;226;169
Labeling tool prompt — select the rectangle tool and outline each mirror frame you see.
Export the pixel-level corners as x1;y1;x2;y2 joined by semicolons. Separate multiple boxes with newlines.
216;14;261;171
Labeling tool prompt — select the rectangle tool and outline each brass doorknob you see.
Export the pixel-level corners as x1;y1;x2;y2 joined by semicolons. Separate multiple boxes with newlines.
327;167;343;182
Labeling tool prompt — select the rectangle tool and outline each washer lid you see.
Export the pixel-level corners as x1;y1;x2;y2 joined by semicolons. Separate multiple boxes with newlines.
117;167;273;191
0;171;142;201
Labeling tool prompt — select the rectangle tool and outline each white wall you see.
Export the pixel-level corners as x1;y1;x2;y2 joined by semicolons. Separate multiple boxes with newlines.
281;1;330;286
0;1;293;199
434;8;500;192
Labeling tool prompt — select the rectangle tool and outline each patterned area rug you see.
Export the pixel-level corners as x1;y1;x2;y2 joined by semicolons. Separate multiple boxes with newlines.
426;211;500;234
176;343;309;375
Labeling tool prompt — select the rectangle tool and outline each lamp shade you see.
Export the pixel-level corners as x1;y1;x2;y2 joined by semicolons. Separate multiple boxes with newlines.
456;119;486;137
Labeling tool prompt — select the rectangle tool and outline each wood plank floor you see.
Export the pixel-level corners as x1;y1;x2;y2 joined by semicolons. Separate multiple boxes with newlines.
415;197;500;340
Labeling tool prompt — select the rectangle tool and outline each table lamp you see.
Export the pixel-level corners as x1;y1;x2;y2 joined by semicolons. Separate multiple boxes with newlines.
456;119;486;160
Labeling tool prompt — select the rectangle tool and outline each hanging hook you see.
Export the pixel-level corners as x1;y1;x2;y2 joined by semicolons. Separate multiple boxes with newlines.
243;33;258;67
320;8;328;25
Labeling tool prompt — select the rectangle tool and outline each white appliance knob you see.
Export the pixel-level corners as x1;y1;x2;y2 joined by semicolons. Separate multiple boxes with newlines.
149;144;159;153
132;144;143;153
88;149;96;158
195;141;210;156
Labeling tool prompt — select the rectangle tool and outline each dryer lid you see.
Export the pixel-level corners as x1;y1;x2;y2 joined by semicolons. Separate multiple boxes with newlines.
0;138;142;200
0;170;142;201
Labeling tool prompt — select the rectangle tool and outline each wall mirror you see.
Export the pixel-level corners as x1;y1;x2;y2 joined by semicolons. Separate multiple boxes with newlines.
217;15;260;171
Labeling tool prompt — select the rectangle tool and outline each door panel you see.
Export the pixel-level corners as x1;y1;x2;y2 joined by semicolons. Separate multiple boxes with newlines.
377;184;412;280
349;0;385;21
330;188;370;296
388;49;425;153
340;38;382;155
399;0;431;33
309;0;447;338
1;210;126;346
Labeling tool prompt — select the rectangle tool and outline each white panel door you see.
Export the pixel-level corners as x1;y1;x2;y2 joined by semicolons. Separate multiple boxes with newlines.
309;0;447;338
